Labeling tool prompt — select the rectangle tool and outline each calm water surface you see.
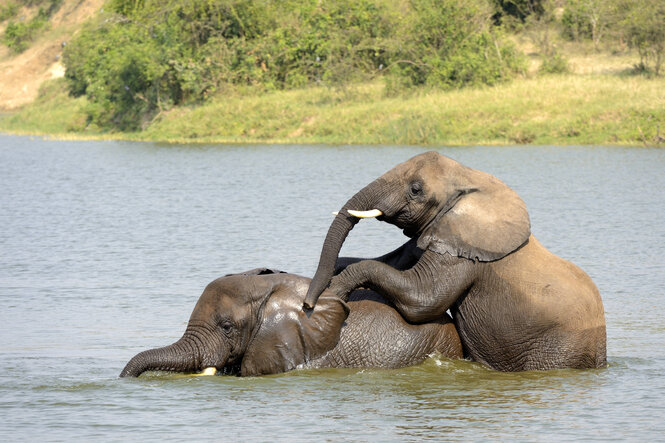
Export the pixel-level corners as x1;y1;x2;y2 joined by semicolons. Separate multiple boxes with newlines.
1;135;664;441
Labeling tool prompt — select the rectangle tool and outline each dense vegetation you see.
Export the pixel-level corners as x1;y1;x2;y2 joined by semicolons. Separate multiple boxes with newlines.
5;74;663;146
1;0;663;145
561;0;665;74
1;0;63;52
62;0;526;130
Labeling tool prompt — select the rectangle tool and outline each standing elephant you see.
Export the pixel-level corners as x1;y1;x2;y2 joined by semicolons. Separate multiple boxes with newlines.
304;151;606;371
120;268;462;377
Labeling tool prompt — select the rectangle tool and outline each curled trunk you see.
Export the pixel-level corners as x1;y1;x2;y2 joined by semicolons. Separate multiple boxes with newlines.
304;179;383;309
119;338;200;377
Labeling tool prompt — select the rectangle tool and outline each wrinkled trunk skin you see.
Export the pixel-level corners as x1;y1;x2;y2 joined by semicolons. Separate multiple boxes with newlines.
304;179;384;309
119;337;201;377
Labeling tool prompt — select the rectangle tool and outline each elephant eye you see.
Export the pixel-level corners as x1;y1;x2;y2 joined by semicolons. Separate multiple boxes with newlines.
221;321;233;334
410;182;423;196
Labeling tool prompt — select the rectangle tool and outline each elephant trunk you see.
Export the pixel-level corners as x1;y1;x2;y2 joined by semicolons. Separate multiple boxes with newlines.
119;337;201;377
304;179;384;309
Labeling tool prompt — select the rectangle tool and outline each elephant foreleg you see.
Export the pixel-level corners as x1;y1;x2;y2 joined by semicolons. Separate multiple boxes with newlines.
334;238;422;275
330;249;476;324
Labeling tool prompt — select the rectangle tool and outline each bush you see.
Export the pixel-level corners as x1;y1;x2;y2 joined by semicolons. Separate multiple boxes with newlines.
539;52;569;74
64;0;526;131
491;0;546;25
0;2;19;22
2;0;64;53
258;0;396;86
64;18;192;130
3;13;48;53
561;0;611;49
561;3;592;41
619;0;665;76
391;0;525;89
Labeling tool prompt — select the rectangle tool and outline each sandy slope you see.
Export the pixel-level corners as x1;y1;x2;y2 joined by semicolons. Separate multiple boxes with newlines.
0;0;104;110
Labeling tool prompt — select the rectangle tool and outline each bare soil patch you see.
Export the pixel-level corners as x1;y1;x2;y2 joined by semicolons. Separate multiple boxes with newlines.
0;0;104;110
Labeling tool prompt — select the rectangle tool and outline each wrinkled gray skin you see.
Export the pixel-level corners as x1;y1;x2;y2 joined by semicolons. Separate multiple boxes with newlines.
120;268;462;377
304;151;606;371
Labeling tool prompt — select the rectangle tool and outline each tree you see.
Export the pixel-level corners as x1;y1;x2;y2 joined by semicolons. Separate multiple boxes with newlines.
561;0;612;50
491;0;546;24
620;0;665;75
392;0;525;89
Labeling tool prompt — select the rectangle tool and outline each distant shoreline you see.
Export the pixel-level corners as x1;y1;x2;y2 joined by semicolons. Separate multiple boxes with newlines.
1;74;664;147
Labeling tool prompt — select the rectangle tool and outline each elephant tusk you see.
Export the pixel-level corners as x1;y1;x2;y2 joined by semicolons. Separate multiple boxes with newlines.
332;211;339;216
347;209;383;218
191;367;217;377
200;366;217;376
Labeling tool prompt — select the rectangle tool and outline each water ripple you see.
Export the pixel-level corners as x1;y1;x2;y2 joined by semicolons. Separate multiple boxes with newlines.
1;138;664;441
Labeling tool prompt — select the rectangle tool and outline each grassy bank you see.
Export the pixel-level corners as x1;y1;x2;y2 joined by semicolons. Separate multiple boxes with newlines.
2;73;664;146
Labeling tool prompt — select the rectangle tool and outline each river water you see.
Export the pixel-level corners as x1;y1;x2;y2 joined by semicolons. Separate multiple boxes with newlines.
1;135;664;441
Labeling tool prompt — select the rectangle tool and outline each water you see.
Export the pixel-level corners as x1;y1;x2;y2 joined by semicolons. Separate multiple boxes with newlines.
1;135;664;441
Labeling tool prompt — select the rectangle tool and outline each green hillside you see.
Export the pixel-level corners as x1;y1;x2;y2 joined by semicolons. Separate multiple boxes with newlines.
1;0;664;146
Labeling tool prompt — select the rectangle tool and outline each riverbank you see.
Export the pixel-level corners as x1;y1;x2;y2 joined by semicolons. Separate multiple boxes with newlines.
1;73;664;146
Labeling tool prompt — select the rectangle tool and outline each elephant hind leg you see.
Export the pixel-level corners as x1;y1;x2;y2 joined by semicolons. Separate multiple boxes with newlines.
520;326;607;371
575;325;607;369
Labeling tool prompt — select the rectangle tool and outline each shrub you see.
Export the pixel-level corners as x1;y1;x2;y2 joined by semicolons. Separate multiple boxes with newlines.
257;0;396;86
391;0;525;89
539;52;569;74
3;13;48;53
619;0;665;76
2;0;64;53
65;18;192;130
561;3;592;41
64;0;526;131
0;2;19;22
561;0;611;49
491;0;546;25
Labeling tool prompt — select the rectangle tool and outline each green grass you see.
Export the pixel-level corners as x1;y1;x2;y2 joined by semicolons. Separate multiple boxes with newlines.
0;78;89;134
2;74;665;146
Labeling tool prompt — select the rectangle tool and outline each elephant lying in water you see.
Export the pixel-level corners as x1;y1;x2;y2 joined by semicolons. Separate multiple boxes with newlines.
120;268;462;377
305;151;607;371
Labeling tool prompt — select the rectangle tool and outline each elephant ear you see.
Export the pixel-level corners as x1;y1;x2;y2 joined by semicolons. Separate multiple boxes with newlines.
417;171;531;262
241;286;349;376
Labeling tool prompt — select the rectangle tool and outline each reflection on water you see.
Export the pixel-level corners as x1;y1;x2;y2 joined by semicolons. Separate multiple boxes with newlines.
1;136;664;441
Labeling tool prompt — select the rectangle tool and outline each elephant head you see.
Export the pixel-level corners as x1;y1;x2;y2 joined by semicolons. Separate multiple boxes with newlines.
304;151;531;309
121;269;349;377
